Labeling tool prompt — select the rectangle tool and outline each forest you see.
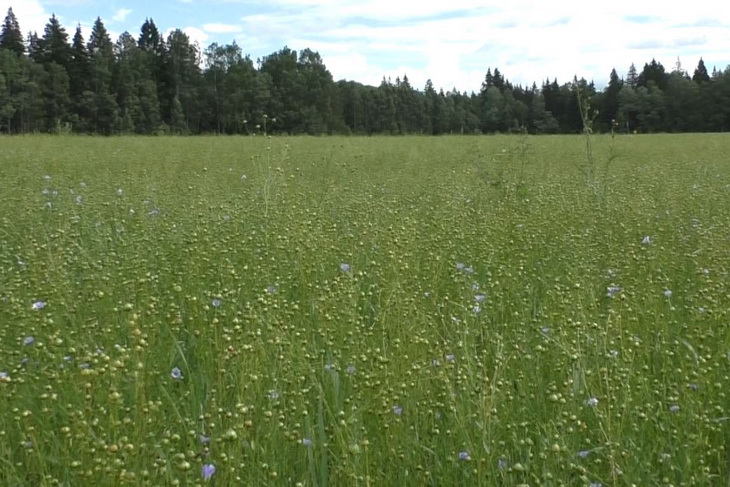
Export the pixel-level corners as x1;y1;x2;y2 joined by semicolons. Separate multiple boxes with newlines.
1;7;729;135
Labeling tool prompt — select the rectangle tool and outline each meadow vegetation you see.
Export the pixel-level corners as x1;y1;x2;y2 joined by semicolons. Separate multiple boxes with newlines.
0;134;729;486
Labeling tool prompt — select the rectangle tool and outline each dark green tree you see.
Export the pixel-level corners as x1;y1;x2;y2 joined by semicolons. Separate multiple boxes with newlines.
502;88;528;131
439;90;459;134
160;29;200;131
2;7;729;136
528;86;558;133
112;33;142;133
480;85;503;132
0;71;11;131
424;79;447;134
394;74;422;133
375;77;398;134
138;19;163;53
115;29;161;133
638;59;668;91
41;61;71;131
704;68;730;130
85;17;119;134
600;68;622;129
692;58;710;84
1;51;44;132
563;77;595;132
250;71;275;129
68;26;90;99
169;94;187;133
616;84;638;132
37;15;71;68
337;80;363;133
635;81;665;132
432;89;448;135
1;7;25;56
88;17;115;91
0;49;20;132
493;68;505;91
201;41;256;133
664;71;701;131
224;49;257;133
66;25;92;131
137;18;164;77
203;42;228;133
542;79;562;124
259;46;302;132
26;31;39;59
626;63;638;88
31;15;73;132
297;48;334;133
483;68;494;90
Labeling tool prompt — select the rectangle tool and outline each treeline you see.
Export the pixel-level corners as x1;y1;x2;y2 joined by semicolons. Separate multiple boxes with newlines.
1;8;729;135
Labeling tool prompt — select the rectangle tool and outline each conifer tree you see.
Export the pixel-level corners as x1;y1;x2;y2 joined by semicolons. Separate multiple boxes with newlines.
692;58;710;84
37;15;71;68
68;26;90;99
0;7;24;56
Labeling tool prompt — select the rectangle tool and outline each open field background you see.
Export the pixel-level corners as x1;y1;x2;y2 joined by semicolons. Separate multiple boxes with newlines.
1;134;729;486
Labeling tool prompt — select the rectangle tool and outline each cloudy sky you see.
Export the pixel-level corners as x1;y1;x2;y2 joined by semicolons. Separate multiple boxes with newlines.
3;0;729;91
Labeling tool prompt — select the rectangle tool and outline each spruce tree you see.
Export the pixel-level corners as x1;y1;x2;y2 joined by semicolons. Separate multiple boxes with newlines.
692;58;710;84
637;59;668;91
626;63;638;88
68;26;90;99
0;7;25;56
42;61;71;131
38;15;71;67
88;17;114;91
138;19;162;53
601;68;622;127
26;32;39;59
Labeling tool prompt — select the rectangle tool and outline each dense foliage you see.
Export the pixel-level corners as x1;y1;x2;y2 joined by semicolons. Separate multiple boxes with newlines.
1;8;729;135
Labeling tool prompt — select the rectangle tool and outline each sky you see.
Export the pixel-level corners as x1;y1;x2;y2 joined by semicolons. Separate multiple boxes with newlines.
3;0;729;92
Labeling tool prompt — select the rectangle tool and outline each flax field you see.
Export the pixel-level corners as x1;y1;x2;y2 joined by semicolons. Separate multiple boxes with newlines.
1;134;729;486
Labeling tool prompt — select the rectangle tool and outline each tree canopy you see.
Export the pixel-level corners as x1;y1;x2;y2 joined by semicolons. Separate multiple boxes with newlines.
1;8;729;135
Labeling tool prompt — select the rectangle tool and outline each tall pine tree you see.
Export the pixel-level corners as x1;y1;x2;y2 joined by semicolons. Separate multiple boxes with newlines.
161;29;199;131
601;68;623;128
0;7;24;56
692;58;710;84
637;59;668;91
37;15;71;68
68;26;90;99
87;17;119;134
88;17;114;90
36;15;72;131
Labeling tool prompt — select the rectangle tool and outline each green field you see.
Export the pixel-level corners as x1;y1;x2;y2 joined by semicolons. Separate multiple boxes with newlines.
1;134;729;486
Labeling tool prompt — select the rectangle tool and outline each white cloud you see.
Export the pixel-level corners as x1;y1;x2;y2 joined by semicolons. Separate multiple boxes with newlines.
203;23;243;34
7;0;730;91
161;26;209;50
321;52;383;85
228;0;730;89
112;8;132;23
183;26;209;48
